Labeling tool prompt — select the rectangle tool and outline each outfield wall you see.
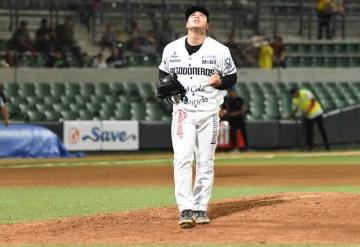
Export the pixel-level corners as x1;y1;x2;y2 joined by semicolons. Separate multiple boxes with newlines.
30;105;360;151
1;68;359;84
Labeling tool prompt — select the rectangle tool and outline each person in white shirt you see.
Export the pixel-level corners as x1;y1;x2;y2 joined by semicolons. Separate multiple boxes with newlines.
159;5;237;228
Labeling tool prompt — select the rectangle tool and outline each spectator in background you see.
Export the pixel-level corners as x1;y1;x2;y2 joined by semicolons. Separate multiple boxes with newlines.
8;20;33;53
99;24;118;50
258;38;273;69
0;88;9;126
106;47;124;68
221;88;248;151
34;19;55;55
128;21;157;56
55;16;80;57
271;36;286;68
92;52;108;68
45;49;69;68
3;49;18;68
317;0;336;39
225;32;253;68
79;52;92;68
155;19;178;52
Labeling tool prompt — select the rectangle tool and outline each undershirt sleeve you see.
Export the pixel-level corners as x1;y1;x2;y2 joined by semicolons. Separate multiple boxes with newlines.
215;73;237;90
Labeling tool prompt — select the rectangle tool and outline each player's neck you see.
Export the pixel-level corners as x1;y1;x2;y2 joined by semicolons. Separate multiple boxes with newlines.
187;29;206;46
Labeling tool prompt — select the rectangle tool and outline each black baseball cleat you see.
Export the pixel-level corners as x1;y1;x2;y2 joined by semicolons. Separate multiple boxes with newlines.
178;209;195;228
193;210;210;224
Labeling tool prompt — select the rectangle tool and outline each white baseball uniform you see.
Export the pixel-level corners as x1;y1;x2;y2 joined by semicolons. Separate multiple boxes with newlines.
159;36;236;212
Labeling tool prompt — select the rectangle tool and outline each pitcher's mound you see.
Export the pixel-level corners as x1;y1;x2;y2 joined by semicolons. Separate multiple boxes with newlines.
1;192;360;244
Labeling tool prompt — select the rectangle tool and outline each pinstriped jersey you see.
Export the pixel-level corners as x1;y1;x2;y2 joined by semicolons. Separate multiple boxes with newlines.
159;36;236;113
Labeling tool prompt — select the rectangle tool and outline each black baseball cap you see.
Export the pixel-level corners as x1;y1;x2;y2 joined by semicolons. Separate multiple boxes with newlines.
185;6;209;22
289;86;299;95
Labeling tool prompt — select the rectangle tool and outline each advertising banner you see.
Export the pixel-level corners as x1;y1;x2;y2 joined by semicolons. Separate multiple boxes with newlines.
64;121;139;151
101;121;139;150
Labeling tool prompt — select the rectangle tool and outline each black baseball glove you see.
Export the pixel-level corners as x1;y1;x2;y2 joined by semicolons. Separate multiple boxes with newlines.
157;72;186;103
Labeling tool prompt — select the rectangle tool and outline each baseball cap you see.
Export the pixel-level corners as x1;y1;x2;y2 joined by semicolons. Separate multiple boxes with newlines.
289;86;299;95
185;6;209;22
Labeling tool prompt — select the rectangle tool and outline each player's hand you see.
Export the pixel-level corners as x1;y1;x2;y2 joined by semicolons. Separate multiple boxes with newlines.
208;72;222;88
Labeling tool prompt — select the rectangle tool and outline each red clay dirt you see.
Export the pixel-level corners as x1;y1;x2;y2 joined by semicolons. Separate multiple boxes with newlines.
1;165;360;244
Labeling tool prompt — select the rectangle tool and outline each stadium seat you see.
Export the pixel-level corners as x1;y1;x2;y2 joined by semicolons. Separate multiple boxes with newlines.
27;111;46;122
43;96;61;105
7;104;24;121
61;111;79;120
78;110;94;120
3;83;19;97
65;83;80;96
34;83;51;96
18;83;35;97
44;111;61;121
50;83;65;96
80;83;95;96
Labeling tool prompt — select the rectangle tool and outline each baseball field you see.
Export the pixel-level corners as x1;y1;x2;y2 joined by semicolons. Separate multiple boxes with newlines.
1;150;360;246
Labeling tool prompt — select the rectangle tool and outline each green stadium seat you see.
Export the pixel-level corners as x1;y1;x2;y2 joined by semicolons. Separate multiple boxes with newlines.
98;109;114;120
123;82;140;97
95;83;111;96
44;111;61;121
65;83;80;96
313;56;325;67
61;111;79;120
131;102;146;120
286;56;300;67
109;83;125;95
53;103;70;113
34;83;51;96
337;57;350;67
287;43;299;53
113;109;131;120
7;104;25;120
86;102;102;114
36;104;53;112
323;44;336;54
19;103;37;113
74;95;91;105
26;96;44;105
80;83;95;96
18;83;35;97
335;44;348;54
78;110;94;120
104;95;118;104
60;95;77;104
43;96;61;105
50;83;65;96
298;44;311;54
27;111;46;122
3;83;19;97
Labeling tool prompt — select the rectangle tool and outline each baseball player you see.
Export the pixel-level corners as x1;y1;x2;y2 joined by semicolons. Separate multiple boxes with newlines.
290;86;330;151
159;6;237;228
0;87;9;126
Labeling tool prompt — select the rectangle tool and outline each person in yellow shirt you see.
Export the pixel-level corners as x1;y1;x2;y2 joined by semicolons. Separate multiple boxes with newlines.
290;86;330;151
259;39;273;69
317;0;336;39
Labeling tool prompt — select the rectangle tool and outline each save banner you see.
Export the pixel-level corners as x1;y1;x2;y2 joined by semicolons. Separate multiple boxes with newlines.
64;121;139;151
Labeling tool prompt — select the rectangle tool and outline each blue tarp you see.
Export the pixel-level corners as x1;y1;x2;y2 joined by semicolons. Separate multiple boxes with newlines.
0;124;75;158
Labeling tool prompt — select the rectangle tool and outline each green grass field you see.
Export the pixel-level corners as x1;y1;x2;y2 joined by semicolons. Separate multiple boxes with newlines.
1;151;360;247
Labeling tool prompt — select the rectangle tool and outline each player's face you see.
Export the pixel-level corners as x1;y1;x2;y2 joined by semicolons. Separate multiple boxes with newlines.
186;11;208;31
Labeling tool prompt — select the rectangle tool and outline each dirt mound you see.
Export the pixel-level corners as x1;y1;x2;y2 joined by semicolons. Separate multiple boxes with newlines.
1;192;360;244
